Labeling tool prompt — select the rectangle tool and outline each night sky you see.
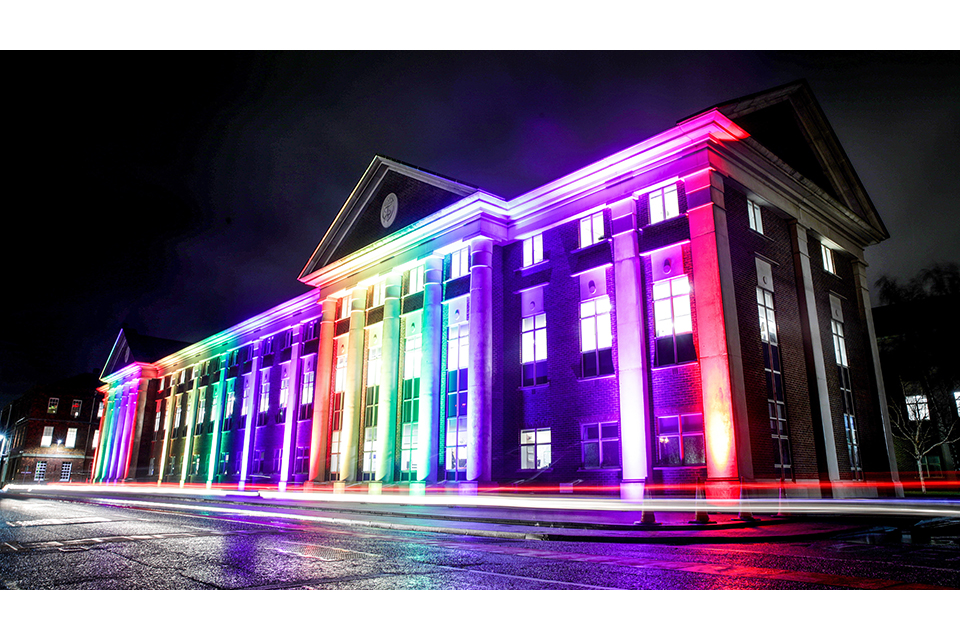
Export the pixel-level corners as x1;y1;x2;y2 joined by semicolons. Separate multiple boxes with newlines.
4;51;959;407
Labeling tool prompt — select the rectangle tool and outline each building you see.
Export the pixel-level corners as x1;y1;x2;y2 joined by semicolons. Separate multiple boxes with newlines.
91;81;900;499
1;373;104;485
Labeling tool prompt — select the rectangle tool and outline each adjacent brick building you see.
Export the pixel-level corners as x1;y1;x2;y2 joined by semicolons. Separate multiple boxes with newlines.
1;374;104;485
89;81;900;499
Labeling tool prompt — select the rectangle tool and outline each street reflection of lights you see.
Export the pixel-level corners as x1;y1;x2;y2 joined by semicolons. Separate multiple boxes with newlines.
7;482;960;519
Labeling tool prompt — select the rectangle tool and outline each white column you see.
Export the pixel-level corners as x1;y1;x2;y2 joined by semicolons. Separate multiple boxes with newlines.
789;222;840;483
417;255;444;483
467;237;493;483
609;197;652;501
376;273;402;482
340;288;367;481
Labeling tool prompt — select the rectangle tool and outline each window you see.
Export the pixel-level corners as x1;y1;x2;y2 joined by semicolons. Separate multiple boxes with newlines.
747;200;764;234
407;264;425;295
580;295;613;378
92;429;99;449
35;461;46;482
830;305;862;478
197;387;207;426
148;458;155;476
520;428;551;470
654;275;695;366
906;395;930;421
154;400;163;432
210;383;220;427
329;349;347;480
579;212;604;248
339;297;350;320
41;426;54;447
758;287;792;477
219;452;230;475
655;414;705;467
70;400;82;418
60;462;72;482
522;234;544;267
362;332;382;480
521;313;548;386
400;328;421;482
648;184;680;224
47;398;59;414
955;391;960;417
271;449;282;474
97;402;103;418
370;280;386;307
241;376;251;418
581;422;620;469
294;447;310;474
258;369;271;424
65;428;77;449
225;380;236;421
449;247;470;280
821;243;836;274
278;365;290;422
445;319;469;480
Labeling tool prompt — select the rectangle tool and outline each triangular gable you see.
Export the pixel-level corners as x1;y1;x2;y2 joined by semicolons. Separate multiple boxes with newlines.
299;156;478;281
101;327;191;380
683;80;888;241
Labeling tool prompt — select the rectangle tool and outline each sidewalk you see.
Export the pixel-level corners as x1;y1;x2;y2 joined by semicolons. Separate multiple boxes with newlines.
2;483;877;543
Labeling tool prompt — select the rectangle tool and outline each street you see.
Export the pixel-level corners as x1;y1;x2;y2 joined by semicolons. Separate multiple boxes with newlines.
2;493;960;590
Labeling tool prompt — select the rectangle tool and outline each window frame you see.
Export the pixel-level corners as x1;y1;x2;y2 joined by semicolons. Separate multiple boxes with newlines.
821;243;836;274
579;295;614;378
747;200;764;234
520;427;552;470
521;312;548;387
47;398;59;414
578;212;605;248
654;414;706;468
580;421;620;469
522;233;544;268
648;184;680;225
653;275;695;367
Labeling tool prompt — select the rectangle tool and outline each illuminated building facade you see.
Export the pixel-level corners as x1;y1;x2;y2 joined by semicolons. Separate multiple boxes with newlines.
93;81;900;498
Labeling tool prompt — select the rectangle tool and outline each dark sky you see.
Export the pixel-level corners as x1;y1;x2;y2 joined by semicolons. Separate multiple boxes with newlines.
4;51;959;407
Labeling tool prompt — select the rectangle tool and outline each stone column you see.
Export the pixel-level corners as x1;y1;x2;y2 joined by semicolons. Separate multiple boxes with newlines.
609;197;652;501
279;326;303;491
789;222;840;484
685;169;752;489
852;259;903;496
157;393;175;486
340;288;367;481
417;255;444;484
467;237;494;483
376;273;403;482
179;382;201;488
309;298;338;483
94;392;117;481
107;388;129;481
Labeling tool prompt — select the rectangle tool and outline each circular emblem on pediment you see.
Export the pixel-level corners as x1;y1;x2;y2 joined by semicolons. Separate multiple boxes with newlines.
380;193;398;228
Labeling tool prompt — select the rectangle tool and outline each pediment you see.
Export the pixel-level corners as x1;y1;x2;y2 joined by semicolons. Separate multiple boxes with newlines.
686;80;888;241
299;156;477;282
101;327;190;380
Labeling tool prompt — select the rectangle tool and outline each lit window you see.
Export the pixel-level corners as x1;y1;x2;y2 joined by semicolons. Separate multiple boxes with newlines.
747;200;764;234
955;391;960;417
97;402;103;418
47;398;59;414
92;430;99;449
649;184;680;225
370;280;386;307
407;264;425;295
259;370;271;416
654;275;695;366
655;414;705;467
821;243;836;274
521;313;548;386
758;288;779;346
196;388;207;426
400;326;421;481
445;318;469;481
906;395;930;421
35;461;46;482
339;297;350;320
154;400;163;431
449;247;470;280
522;234;544;267
210;383;220;426
60;462;72;482
520;428;551;469
580;296;613;378
758;288;791;477
241;376;251;417
70;400;82;418
830;319;847;367
581;422;620;469
41;426;54;447
65;428;77;449
279;366;290;409
579;212;604;248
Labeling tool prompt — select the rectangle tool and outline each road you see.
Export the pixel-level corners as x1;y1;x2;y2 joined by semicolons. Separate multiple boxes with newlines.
2;493;960;590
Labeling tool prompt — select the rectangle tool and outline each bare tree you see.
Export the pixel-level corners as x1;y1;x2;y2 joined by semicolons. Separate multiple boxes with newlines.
889;383;960;493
